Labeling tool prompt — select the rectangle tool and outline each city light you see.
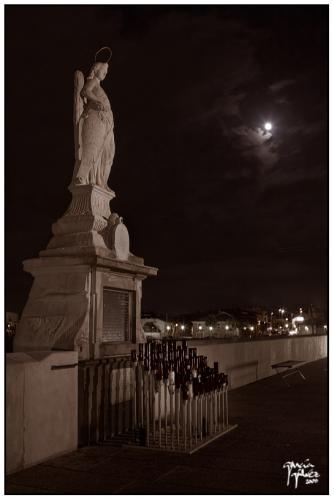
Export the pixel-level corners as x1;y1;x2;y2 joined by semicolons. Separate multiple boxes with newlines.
305;326;309;332
181;325;185;331
294;316;304;323
209;326;213;331
199;325;203;330
324;325;327;330
225;325;229;331
250;326;254;332
285;323;289;328
166;325;171;331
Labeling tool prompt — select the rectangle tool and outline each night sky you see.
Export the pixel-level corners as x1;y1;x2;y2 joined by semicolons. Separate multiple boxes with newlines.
5;5;328;316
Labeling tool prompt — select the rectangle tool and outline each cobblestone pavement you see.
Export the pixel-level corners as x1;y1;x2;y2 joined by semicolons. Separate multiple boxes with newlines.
6;358;328;494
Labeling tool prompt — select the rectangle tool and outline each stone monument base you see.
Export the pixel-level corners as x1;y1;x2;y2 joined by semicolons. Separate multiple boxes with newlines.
42;184;115;258
15;182;158;360
14;255;157;360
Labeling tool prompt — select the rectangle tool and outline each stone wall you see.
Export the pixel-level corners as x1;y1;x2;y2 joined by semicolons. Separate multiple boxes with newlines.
189;334;327;389
6;351;78;474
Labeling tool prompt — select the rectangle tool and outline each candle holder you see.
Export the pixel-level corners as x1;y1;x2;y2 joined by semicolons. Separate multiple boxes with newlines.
126;339;237;454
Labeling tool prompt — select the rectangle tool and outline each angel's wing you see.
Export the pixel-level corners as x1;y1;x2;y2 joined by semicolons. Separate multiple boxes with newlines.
73;70;85;161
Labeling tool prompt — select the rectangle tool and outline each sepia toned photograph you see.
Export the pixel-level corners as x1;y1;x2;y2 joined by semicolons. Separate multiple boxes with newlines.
5;3;328;495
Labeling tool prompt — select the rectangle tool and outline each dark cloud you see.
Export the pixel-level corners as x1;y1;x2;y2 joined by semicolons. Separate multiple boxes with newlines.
229;126;279;169
269;79;296;93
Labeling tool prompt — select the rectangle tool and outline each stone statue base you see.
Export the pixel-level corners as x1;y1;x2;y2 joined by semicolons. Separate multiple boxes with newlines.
14;254;157;360
15;181;158;360
41;184;113;258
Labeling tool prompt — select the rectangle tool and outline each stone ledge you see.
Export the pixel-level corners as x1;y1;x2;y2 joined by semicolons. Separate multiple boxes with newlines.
27;254;158;278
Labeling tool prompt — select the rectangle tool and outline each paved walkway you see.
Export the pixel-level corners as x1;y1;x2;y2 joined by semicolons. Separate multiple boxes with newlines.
6;358;328;494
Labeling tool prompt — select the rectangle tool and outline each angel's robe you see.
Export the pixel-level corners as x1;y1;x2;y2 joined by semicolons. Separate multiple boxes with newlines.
72;74;115;189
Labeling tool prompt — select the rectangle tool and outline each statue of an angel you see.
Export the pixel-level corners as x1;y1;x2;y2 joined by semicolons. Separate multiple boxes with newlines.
72;48;115;190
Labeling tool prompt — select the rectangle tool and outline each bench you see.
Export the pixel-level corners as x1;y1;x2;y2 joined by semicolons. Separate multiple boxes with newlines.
271;360;306;387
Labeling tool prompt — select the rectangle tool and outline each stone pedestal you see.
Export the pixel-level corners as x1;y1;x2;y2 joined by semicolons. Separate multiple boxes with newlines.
15;184;158;360
42;184;115;258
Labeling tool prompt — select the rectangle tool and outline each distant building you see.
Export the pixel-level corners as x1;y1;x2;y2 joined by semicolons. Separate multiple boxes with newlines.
141;305;327;342
234;309;258;334
6;312;19;353
192;310;240;339
192;319;207;338
6;312;19;324
289;305;327;335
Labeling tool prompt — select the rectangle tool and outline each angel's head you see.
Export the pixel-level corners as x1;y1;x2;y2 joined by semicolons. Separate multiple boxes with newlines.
87;62;108;82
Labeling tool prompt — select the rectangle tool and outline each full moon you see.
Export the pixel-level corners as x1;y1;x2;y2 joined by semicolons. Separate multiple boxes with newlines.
264;122;272;131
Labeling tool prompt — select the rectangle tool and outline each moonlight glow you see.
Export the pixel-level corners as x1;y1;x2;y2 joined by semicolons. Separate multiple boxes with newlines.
264;122;272;131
